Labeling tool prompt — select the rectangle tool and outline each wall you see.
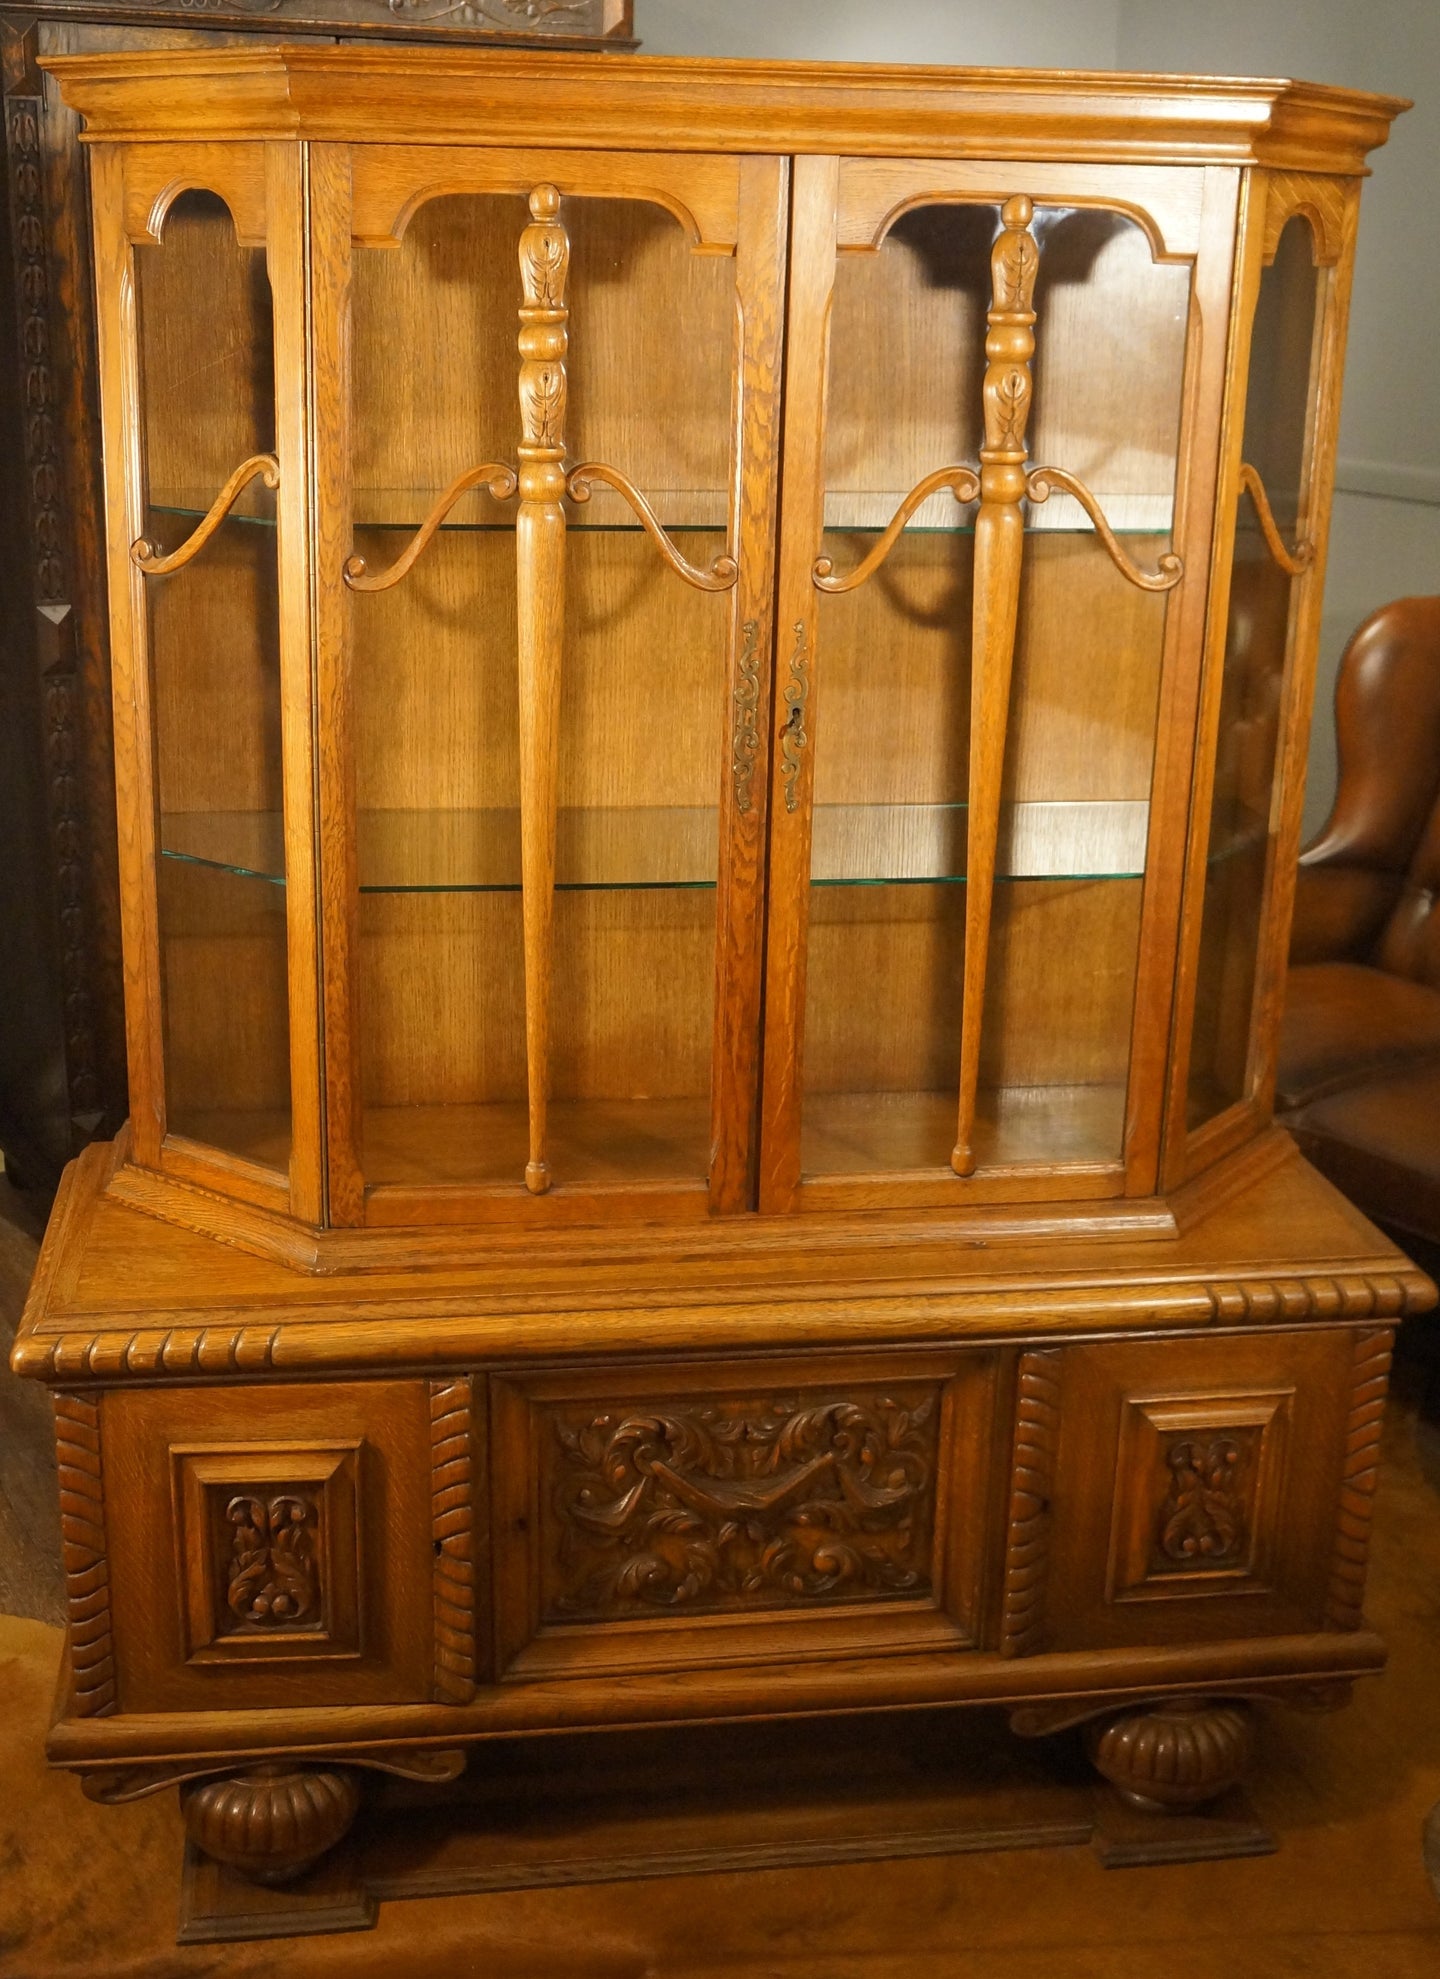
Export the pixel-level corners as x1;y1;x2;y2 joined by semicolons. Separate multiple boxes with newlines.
1114;2;1440;836
639;2;1439;836
637;1;1122;67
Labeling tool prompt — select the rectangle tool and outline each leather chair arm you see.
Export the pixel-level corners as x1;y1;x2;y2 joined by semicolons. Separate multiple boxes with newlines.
1289;862;1403;965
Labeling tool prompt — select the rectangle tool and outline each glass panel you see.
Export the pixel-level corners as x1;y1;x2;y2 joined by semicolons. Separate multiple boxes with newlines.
1188;216;1321;1130
348;192;733;1191
139;190;289;1173
802;203;1187;1180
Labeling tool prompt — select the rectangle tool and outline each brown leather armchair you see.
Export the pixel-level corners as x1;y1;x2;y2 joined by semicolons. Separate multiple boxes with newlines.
1279;595;1440;1246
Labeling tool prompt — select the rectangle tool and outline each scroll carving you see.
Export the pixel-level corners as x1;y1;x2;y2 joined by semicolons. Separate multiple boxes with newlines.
1238;462;1315;577
129;452;279;574
1000;1351;1061;1657
779;621;809;814
1156;1436;1247;1566
1325;1328;1393;1629
730;618;761;813
566;461;737;591
55;1392;116;1716
812;465;979;594
547;1390;939;1618
225;1493;320;1627
343;460;517;591
431;1377;477;1704
1025;464;1184;592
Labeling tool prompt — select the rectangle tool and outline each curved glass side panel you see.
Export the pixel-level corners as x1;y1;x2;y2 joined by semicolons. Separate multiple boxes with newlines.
139;190;289;1173
1187;216;1321;1130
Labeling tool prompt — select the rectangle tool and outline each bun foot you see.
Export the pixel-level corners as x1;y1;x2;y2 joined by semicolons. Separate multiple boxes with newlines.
1085;1698;1255;1813
182;1764;360;1884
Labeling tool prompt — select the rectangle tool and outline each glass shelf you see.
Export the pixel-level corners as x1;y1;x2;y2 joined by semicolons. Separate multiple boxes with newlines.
158;800;1149;894
146;486;1176;539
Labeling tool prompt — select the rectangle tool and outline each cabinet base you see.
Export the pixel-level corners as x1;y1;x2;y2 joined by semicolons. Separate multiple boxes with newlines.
171;1706;1282;1944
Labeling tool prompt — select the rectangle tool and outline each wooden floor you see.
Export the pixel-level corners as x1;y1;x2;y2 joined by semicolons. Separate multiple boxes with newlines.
2;1170;1439;1976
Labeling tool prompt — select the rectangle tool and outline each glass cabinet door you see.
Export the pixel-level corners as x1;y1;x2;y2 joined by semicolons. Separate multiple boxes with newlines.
1183;197;1332;1159
762;160;1204;1213
317;151;784;1224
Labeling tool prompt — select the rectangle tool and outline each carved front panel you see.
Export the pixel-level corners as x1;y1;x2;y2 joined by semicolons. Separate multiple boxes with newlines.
543;1389;940;1622
172;1442;363;1664
492;1356;996;1675
1033;1333;1367;1651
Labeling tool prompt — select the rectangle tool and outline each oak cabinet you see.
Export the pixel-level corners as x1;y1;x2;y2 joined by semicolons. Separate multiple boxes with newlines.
13;45;1438;1906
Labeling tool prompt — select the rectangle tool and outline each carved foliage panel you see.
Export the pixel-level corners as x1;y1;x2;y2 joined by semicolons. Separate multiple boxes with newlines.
544;1387;941;1621
1106;1391;1292;1603
492;1357;998;1672
172;1442;362;1663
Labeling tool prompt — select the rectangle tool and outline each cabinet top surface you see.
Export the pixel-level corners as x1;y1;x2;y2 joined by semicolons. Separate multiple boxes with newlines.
44;46;1406;170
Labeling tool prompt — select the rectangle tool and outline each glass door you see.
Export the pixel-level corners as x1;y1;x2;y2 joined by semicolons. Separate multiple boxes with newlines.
1176;174;1349;1176
313;148;785;1225
762;158;1223;1214
92;142;321;1221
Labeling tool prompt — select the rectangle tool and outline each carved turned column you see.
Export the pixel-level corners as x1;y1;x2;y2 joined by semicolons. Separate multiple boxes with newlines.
952;195;1040;1177
516;182;569;1196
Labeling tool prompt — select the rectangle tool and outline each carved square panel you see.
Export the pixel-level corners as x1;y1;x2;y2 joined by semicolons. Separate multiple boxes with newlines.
171;1442;363;1665
1106;1391;1293;1605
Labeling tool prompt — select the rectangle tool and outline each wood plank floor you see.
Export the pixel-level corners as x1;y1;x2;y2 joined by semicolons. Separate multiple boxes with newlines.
2;1171;1438;1976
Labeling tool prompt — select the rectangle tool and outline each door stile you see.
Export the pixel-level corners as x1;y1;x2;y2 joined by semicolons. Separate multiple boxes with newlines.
266;139;324;1226
757;152;839;1216
308;142;365;1227
1120;165;1240;1199
89;142;166;1171
707;153;788;1214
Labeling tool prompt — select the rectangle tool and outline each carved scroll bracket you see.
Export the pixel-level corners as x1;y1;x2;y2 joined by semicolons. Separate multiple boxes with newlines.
343;461;517;592
812;465;980;594
130;452;278;575
566;461;737;591
1025;464;1184;593
1238;462;1315;577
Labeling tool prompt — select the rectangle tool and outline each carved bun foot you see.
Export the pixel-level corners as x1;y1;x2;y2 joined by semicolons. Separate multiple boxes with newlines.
182;1764;360;1884
1085;1699;1255;1813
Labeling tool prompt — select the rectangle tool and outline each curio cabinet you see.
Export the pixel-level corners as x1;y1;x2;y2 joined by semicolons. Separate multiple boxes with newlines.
13;44;1434;1914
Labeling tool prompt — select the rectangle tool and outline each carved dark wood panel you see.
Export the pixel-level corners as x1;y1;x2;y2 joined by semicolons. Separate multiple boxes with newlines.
542;1388;942;1621
4;0;634;44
